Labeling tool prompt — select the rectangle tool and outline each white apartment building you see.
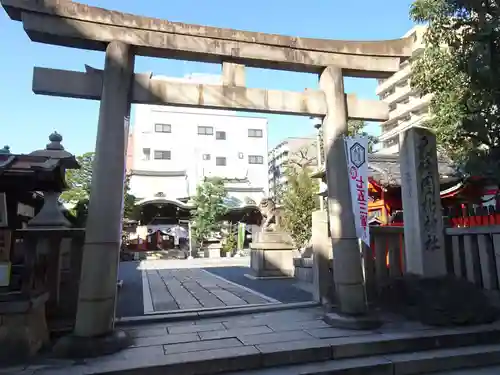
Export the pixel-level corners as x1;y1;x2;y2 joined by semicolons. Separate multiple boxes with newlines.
376;25;429;154
128;74;269;206
268;137;318;201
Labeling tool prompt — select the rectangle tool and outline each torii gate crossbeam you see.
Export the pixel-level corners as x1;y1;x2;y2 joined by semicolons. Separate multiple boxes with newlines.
2;0;411;78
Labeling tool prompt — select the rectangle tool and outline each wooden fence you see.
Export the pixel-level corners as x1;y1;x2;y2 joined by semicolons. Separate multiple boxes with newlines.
446;203;500;228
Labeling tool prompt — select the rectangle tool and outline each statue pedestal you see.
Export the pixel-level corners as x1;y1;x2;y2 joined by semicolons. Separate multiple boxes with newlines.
203;241;222;258
249;232;298;279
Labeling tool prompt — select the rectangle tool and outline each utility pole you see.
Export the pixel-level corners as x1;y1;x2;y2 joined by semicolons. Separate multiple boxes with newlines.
311;117;325;211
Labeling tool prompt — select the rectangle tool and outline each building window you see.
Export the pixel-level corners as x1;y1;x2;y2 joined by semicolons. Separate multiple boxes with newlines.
154;150;171;160
385;136;398;148
248;155;264;164
216;131;226;140
142;148;151;161
202;154;211;161
216;157;227;166
413;108;429;117
248;129;263;138
155;123;171;133
198;126;214;135
238;152;244;159
396;79;408;88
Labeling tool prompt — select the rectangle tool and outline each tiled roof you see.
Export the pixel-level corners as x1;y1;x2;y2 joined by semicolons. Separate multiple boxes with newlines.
311;153;460;187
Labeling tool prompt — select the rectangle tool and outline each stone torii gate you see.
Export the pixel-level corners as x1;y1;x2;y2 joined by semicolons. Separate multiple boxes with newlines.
1;0;412;354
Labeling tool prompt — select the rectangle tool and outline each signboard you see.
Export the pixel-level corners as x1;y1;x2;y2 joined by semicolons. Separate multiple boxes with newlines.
0;229;12;287
0;229;12;262
237;222;246;250
344;136;369;246
0;262;10;287
0;193;7;227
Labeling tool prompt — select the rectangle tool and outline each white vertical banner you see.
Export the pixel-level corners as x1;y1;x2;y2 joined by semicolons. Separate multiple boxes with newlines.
344;136;370;246
120;116;130;240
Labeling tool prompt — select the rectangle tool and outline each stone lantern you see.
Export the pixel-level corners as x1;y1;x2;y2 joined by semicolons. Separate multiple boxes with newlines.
0;145;11;154
28;132;80;227
311;116;325;211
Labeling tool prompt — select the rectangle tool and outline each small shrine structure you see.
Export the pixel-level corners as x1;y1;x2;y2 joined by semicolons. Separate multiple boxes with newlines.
0;133;80;363
311;153;475;225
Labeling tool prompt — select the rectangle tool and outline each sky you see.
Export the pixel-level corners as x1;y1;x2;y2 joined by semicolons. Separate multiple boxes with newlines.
0;0;416;156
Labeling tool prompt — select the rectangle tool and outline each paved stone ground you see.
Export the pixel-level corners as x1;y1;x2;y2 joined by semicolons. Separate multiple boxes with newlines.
117;261;144;317
205;266;312;304
8;307;500;375
141;258;280;313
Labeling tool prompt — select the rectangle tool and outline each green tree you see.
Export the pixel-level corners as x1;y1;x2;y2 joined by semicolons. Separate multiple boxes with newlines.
318;120;378;164
281;155;319;248
123;174;137;219
221;222;238;254
410;0;500;183
190;177;228;246
60;152;94;203
347;120;379;152
61;152;137;223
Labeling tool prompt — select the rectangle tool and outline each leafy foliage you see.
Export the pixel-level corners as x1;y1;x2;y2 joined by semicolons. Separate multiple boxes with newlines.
281;120;373;247
72;199;90;228
318;120;378;164
190;177;228;245
281;154;319;248
347;120;379;153
221;223;238;254
410;0;500;182
61;152;137;224
123;174;137;219
60;152;94;203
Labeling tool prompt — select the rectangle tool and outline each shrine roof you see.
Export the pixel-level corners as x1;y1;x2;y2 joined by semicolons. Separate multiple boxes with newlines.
311;153;460;187
0;153;79;173
136;196;260;213
0;153;79;192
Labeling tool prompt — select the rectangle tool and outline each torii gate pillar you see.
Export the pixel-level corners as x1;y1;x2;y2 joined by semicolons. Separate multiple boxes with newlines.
54;40;134;356
320;66;380;329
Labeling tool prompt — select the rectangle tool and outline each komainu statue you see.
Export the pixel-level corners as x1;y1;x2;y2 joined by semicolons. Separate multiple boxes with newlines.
258;198;277;232
251;197;296;278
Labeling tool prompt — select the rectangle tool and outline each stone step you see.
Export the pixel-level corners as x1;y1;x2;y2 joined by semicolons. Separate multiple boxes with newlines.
38;324;500;375
24;322;500;375
222;344;500;375
432;365;500;374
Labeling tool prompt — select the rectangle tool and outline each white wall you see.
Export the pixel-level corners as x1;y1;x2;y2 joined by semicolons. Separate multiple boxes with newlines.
130;103;269;201
129;174;188;200
376;25;429;155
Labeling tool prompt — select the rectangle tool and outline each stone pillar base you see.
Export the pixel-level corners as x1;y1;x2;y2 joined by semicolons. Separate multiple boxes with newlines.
323;310;382;330
52;329;132;359
250;231;298;279
0;293;50;365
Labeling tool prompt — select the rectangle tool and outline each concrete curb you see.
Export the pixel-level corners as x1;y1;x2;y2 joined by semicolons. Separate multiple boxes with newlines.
116;301;320;326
